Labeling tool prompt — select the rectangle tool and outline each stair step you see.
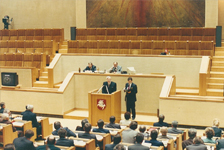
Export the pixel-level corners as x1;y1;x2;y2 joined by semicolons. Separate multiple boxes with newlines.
54;84;62;88
215;47;224;51
33;81;48;87
39;76;48;81
59;49;68;54
212;56;224;61
207;89;223;96
41;72;48;76
215;51;224;56
176;89;199;95
212;61;224;66
209;77;224;83
211;66;224;72
207;83;224;89
44;67;48;72
210;72;224;78
63;41;68;45
60;45;68;49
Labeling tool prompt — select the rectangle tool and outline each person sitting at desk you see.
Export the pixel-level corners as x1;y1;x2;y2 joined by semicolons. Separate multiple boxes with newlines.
186;136;207;150
139;126;149;138
22;105;42;138
78;123;98;147
76;118;89;131
105;116;121;129
52;121;76;137
153;114;168;127
13;130;36;150
128;133;149;150
105;134;121;150
211;118;222;137
203;127;216;144
36;136;60;150
55;128;74;147
102;76;117;94
21;105;28;115
157;127;173;140
182;128;197;150
83;62;96;72
145;129;164;147
4;144;15;150
168;120;183;134
122;121;138;143
93;119;110;133
0;102;11;115
120;112;131;126
113;144;125;150
216;138;224;150
108;62;122;73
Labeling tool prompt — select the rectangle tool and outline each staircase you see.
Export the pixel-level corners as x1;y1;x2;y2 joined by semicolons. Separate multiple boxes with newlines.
58;41;68;54
33;67;49;88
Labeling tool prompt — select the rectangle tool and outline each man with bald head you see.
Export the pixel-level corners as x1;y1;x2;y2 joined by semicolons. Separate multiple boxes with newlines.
153;114;168;127
36;136;60;150
102;76;117;94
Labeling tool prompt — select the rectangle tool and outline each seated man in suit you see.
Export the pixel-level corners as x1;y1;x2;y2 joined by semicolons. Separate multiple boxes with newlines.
212;118;222;137
168;120;183;134
76;118;89;131
4;144;15;150
216;137;224;150
153;114;168;127
55;128;74;147
93;119;110;133
37;136;60;150
0;102;11;115
52;121;76;137
102;76;117;94
78;123;98;147
139;126;149;138
113;144;125;150
105;134;121;150
145;130;164;146
186;136;207;150
108;62;122;73
105;116;121;129
182;128;197;150
203;127;215;144
128;133;149;150
157;127;173;140
120;112;131;126
122;121;138;143
22;105;42;137
21;105;28;115
83;62;96;72
13;129;36;150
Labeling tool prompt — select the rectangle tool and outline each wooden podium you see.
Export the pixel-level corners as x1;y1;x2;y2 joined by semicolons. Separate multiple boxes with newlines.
88;89;121;124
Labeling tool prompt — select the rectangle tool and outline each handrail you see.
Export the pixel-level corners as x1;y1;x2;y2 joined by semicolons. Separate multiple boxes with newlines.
159;75;176;98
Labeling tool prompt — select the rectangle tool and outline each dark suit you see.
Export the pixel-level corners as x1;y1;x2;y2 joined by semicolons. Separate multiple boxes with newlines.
153;122;169;127
168;128;183;134
125;82;137;119
36;144;60;150
186;144;207;150
92;128;110;133
78;132;98;146
102;81;117;94
0;108;4;113
22;110;41;135
109;66;122;73
212;126;222;137
13;137;36;150
182;138;193;150
105;143;117;150
52;127;76;137
105;123;121;129
83;65;96;72
217;139;224;150
145;139;164;147
55;138;74;147
76;126;84;131
128;143;149;150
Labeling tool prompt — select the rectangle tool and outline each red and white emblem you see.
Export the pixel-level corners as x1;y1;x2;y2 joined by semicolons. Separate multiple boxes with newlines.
97;99;106;110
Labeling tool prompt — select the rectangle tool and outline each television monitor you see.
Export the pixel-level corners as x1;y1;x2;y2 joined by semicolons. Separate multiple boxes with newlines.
127;67;136;75
1;72;18;86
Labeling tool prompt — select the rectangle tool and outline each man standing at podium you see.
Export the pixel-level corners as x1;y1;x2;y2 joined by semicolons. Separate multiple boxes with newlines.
102;76;117;94
124;77;137;120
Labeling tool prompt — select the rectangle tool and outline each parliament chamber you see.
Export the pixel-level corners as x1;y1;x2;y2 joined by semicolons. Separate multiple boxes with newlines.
0;0;224;150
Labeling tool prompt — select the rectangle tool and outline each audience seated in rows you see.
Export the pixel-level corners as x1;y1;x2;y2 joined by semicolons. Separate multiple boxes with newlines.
128;133;149;150
153;114;168;127
119;112;131;126
211;118;222;137
182;128;197;150
52;121;76;137
55;128;74;147
157;127;173;140
13;129;36;150
203;127;215;144
168;120;183;134
186;136;206;150
78;123;98;147
4;144;15;150
105;134;121;150
105;116;121;129
145;129;164;146
122;121;138;143
22;105;42;137
113;144;125;150
139;126;149;138
36;136;60;150
93;119;110;133
76;118;89;131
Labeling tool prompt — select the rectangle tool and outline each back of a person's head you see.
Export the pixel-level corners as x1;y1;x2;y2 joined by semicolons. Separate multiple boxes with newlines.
26;104;34;111
58;128;67;138
188;128;197;139
160;126;168;135
0;102;5;108
81;118;89;128
129;121;138;130
213;118;219;127
110;116;116;123
113;144;125;150
47;136;56;145
4;144;15;150
84;123;92;133
139;126;146;133
135;133;144;143
205;127;214;139
171;120;178;128
25;130;34;139
97;119;104;128
159;114;165;122
151;129;158;139
54;121;61;130
124;112;131;120
193;136;204;144
113;134;121;144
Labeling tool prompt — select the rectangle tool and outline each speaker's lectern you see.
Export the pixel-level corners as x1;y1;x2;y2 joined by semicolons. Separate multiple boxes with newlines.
88;89;121;124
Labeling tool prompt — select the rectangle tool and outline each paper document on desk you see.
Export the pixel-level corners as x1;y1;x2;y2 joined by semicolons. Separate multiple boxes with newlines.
12;122;24;126
109;130;118;135
162;139;169;147
36;116;42;122
142;141;151;148
120;125;127;129
14;117;22;120
73;140;86;146
96;134;103;141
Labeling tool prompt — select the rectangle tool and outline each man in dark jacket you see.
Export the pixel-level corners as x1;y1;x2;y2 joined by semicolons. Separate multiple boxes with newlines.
168;121;183;134
102;76;117;94
52;121;76;137
105;116;121;129
93;119;109;133
153;114;169;127
83;62;96;72
55;128;74;147
13;130;36;150
36;136;60;150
